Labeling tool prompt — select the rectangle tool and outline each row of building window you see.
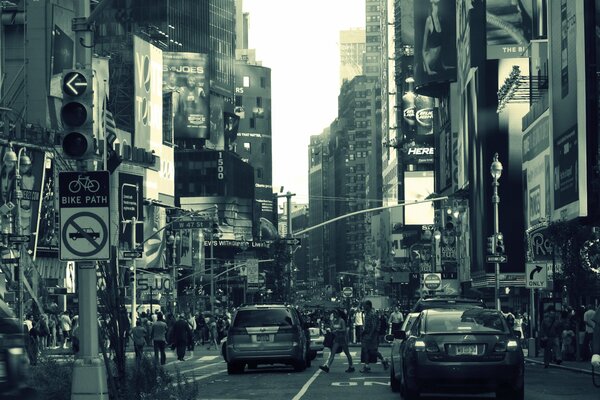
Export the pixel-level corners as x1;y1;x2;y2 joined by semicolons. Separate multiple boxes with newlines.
241;75;268;88
235;95;263;107
242;142;268;154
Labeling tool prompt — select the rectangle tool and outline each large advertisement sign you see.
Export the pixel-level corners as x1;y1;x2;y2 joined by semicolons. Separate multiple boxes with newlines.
143;204;166;270
404;171;435;225
486;0;533;59
162;52;209;140
206;94;225;151
549;0;587;220
414;0;457;92
523;115;551;227
0;145;46;254
35;155;58;255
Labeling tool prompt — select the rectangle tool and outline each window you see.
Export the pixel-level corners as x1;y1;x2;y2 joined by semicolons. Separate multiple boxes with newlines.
261;142;267;154
235;96;242;106
256;97;262;107
243;76;250;87
257;168;263;179
260;76;266;88
250;118;256;128
243;142;251;152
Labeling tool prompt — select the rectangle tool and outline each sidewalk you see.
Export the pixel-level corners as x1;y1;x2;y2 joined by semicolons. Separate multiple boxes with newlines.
525;355;596;375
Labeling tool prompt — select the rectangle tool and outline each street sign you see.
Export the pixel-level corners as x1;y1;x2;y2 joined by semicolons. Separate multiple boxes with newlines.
59;171;110;261
423;273;442;290
62;71;89;96
7;235;30;244
283;237;301;246
172;218;210;230
123;250;143;259
526;263;548;288
486;254;508;263
342;287;353;297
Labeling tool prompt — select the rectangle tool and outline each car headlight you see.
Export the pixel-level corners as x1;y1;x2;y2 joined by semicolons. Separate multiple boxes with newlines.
506;340;519;351
8;348;23;356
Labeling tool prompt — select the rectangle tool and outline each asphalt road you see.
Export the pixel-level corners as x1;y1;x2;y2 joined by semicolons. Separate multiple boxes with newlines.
162;349;600;399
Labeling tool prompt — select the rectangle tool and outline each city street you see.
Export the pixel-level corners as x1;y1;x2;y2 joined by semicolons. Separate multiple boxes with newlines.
155;348;600;399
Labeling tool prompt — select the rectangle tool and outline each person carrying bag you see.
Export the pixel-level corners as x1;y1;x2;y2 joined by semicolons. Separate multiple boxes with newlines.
319;309;354;373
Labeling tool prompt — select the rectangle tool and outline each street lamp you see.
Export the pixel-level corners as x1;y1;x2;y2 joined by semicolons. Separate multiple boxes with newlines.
3;144;31;329
490;153;503;311
166;233;180;315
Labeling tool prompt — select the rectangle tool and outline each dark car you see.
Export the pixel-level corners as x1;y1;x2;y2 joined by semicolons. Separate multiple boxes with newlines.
69;227;100;240
410;296;486;313
225;304;311;374
394;308;524;400
0;300;37;399
388;312;420;392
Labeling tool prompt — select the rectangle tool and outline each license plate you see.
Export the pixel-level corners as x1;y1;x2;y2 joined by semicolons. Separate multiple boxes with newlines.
456;345;477;355
257;334;270;342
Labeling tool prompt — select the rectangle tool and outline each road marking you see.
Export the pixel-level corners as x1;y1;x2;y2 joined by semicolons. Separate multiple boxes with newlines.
291;367;322;400
184;369;227;383
179;362;224;373
199;355;220;361
350;376;388;380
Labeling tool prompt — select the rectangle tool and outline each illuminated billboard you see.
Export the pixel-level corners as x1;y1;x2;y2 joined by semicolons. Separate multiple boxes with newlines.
486;0;532;59
403;171;435;225
522;114;551;227
163;52;210;140
413;0;457;93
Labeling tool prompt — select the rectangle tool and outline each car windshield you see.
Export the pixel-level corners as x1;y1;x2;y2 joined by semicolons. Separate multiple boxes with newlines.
424;309;508;334
233;309;294;328
415;300;484;312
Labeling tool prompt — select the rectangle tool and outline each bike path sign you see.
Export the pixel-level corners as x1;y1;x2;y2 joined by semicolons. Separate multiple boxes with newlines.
59;171;110;261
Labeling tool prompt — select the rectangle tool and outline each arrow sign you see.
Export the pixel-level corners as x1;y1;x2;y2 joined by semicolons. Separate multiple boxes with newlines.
283;237;301;246
486;254;508;263
529;265;543;280
63;72;89;96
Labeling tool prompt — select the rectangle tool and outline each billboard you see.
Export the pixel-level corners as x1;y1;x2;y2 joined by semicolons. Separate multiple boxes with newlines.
162;52;209;140
143;204;167;270
35;155;59;255
486;0;532;59
404;171;435;225
523;114;551;227
549;0;587;220
206;94;225;151
413;0;457;93
0;145;47;254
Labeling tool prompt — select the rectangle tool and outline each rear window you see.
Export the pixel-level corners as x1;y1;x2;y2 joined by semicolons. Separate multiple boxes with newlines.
414;299;484;312
233;309;294;328
424;309;508;334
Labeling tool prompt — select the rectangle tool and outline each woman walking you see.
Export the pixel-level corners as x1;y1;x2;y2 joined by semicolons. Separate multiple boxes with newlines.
319;309;354;373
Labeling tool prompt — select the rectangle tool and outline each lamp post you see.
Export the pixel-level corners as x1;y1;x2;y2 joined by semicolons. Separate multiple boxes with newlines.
167;233;180;315
3;144;31;329
433;229;442;274
490;153;503;311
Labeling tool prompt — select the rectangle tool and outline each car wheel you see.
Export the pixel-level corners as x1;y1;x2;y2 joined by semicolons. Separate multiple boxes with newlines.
403;387;420;400
497;385;524;400
293;350;307;372
305;349;312;368
309;350;317;360
227;361;245;375
390;363;401;393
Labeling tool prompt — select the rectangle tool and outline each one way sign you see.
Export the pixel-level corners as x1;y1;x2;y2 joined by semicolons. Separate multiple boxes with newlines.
525;263;548;289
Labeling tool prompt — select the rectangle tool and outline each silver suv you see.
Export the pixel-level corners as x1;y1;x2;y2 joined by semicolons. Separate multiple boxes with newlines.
225;304;311;374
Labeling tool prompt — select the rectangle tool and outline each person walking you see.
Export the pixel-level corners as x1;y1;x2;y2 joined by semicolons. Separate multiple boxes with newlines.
59;311;72;349
353;307;364;344
207;316;218;350
131;320;147;368
171;314;194;361
359;300;389;373
319;309;354;373
388;306;404;336
151;312;168;365
583;304;596;361
540;306;562;368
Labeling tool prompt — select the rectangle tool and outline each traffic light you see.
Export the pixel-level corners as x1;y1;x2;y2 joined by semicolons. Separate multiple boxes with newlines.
61;69;95;159
495;233;505;254
129;266;135;286
487;235;496;255
445;213;455;231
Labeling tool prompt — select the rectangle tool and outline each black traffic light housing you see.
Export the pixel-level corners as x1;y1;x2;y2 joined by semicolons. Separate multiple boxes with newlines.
486;235;496;255
61;69;95;159
495;233;505;254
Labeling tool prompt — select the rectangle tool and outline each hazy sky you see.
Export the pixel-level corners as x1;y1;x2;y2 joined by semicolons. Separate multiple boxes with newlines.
242;0;366;204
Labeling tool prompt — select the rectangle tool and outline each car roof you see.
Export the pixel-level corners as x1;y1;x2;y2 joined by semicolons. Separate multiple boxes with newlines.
422;308;502;316
237;304;292;310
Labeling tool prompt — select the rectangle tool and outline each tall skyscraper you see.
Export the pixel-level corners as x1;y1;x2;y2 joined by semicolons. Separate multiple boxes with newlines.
339;28;365;86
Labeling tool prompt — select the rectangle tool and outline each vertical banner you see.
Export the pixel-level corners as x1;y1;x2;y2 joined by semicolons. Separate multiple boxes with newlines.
134;36;163;150
162;52;210;140
522;115;551;227
143;204;166;270
413;0;457;92
207;94;225;150
35;155;59;254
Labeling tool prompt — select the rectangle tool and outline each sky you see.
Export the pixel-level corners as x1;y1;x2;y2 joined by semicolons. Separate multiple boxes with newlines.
242;0;366;204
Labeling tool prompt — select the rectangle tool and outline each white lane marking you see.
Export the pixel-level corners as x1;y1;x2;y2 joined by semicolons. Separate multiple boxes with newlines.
180;362;224;373
185;369;227;383
199;355;220;361
350;376;388;380
291;367;322;400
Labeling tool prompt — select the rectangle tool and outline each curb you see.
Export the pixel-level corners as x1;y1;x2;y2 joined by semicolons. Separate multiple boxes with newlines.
525;358;593;375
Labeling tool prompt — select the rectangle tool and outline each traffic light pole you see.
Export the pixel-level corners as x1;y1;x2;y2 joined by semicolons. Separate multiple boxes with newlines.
493;179;501;311
71;1;108;399
130;217;138;325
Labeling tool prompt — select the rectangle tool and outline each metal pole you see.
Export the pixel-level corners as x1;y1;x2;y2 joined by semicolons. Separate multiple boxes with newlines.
130;217;137;325
172;235;178;315
493;178;500;311
210;238;214;312
15;150;23;330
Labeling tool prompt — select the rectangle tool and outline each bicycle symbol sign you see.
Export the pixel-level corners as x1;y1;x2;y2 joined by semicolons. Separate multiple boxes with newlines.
59;171;110;261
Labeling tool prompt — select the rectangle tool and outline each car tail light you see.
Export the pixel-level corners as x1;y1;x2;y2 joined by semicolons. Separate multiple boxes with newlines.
494;340;519;352
414;340;439;353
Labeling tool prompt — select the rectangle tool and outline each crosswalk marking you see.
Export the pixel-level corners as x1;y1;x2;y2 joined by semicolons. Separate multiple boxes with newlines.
199;355;220;361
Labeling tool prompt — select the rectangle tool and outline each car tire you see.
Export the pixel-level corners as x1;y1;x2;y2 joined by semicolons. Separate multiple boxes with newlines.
305;349;312;368
497;385;524;400
293;351;307;372
403;387;420;400
390;363;401;393
309;350;317;360
227;361;245;375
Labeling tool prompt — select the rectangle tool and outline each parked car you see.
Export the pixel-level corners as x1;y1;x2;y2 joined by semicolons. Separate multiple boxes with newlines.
393;308;524;400
0;300;37;399
308;327;325;360
224;304;312;374
387;312;420;393
410;296;486;313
